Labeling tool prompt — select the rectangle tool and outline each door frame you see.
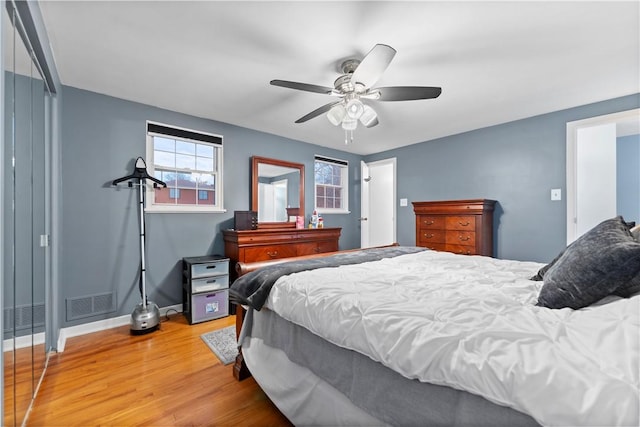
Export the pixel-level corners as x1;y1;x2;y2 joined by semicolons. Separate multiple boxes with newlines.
566;108;640;243
361;157;397;248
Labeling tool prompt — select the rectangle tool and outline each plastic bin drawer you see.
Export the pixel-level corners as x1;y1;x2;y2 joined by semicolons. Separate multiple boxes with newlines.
190;290;229;323
191;260;229;279
191;275;229;293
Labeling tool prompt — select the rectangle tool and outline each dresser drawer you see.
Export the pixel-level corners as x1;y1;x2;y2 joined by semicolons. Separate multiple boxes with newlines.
445;244;477;255
191;260;229;279
190;275;229;293
446;216;476;231
297;240;338;256
421;243;446;252
445;231;476;246
417;216;445;229
417;230;446;245
244;244;297;261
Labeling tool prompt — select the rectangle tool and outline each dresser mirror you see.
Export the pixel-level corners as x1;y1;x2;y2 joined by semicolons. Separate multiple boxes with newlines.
251;156;305;228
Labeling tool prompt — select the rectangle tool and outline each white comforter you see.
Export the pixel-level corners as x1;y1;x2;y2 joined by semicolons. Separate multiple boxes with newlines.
264;250;640;427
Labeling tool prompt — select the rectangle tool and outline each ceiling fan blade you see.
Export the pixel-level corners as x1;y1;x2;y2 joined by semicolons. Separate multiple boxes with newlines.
270;79;334;95
375;86;442;101
350;44;396;89
364;117;379;128
295;100;343;123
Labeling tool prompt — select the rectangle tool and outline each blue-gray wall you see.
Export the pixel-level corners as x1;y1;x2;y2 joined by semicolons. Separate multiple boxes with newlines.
60;86;363;327
617;134;640;224
60;85;639;328
365;94;640;262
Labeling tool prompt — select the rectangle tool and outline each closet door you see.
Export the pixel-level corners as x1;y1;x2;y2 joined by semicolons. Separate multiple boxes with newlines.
2;3;49;425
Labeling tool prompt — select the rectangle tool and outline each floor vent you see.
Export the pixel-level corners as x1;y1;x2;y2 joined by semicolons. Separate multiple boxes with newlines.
66;292;117;321
3;303;46;332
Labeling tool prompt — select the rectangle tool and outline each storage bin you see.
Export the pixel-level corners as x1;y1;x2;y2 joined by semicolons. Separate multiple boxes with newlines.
190;289;229;323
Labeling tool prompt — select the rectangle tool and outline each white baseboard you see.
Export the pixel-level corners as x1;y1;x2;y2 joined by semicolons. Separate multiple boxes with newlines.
56;304;182;352
3;332;46;352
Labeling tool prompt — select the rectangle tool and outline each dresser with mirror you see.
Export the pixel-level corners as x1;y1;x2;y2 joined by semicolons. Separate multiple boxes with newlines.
223;156;341;273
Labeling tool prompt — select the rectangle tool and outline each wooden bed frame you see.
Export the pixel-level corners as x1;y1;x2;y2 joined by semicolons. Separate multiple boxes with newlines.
232;244;399;381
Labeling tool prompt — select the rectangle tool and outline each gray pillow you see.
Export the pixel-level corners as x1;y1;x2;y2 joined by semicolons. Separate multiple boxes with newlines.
536;216;640;309
530;250;565;281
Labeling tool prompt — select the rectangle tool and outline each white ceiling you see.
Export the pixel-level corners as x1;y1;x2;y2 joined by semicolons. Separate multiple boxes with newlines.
38;1;640;155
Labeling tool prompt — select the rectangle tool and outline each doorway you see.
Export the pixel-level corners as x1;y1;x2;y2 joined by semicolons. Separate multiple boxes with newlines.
361;158;396;248
566;108;640;243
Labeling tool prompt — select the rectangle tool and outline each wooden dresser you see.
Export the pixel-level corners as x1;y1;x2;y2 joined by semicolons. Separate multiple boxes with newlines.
412;199;496;256
223;227;341;277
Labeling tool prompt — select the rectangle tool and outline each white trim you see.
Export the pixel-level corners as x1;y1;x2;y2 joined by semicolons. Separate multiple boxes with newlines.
55;303;182;352
145;120;224;213
314;155;350;214
3;332;46;352
566;108;640;244
146;205;227;214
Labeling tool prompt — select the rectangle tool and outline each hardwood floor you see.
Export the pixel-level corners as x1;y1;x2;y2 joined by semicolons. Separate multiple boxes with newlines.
27;314;293;426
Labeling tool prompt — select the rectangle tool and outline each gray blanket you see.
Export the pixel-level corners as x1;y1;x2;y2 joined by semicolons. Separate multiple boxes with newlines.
229;246;426;310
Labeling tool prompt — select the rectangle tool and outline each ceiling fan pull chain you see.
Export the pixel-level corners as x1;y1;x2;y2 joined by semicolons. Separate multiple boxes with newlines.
344;129;354;145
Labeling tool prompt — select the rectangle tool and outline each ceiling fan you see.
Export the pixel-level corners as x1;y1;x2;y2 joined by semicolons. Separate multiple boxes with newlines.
270;44;442;143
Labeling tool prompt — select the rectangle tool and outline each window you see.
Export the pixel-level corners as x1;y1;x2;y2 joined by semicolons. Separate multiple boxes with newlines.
146;122;224;213
314;155;349;214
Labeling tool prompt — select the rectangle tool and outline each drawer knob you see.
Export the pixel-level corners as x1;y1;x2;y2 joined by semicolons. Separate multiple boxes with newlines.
423;233;434;238
424;220;434;225
459;236;470;241
267;251;278;258
458;221;470;226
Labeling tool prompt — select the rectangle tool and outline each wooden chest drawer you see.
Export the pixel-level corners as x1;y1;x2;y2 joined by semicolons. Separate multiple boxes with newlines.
445;231;475;246
446;216;476;230
417;230;446;245
243;244;297;261
417;216;445;229
421;243;446;252
445;244;477;255
297;240;338;256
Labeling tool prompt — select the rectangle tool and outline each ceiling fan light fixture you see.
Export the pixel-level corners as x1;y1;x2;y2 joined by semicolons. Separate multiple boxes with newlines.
341;118;358;131
345;98;364;120
327;104;346;126
360;105;377;127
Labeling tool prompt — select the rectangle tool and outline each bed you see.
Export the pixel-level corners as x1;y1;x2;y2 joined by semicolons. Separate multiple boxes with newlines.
229;217;640;427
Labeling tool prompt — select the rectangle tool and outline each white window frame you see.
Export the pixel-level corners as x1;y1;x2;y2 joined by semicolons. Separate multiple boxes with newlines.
314;155;350;214
145;121;225;213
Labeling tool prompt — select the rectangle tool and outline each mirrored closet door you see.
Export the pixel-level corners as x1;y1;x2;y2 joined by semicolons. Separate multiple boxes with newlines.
3;1;51;425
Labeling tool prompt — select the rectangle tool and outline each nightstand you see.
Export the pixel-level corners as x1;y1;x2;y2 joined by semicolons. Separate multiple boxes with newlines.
182;255;230;324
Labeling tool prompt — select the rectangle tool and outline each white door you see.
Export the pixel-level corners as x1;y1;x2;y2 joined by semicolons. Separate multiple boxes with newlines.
575;124;617;241
361;158;396;248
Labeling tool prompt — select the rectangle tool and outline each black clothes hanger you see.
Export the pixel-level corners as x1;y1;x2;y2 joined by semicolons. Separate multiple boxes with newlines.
112;157;167;188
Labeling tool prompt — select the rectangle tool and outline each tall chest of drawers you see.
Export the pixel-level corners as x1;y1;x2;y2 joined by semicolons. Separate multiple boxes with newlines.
412;199;496;256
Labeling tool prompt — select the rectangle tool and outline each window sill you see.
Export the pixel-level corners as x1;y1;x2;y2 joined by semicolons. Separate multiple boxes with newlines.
316;209;351;215
145;206;227;214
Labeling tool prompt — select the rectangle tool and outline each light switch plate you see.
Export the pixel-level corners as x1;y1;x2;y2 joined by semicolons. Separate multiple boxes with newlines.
551;189;561;201
400;198;408;207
